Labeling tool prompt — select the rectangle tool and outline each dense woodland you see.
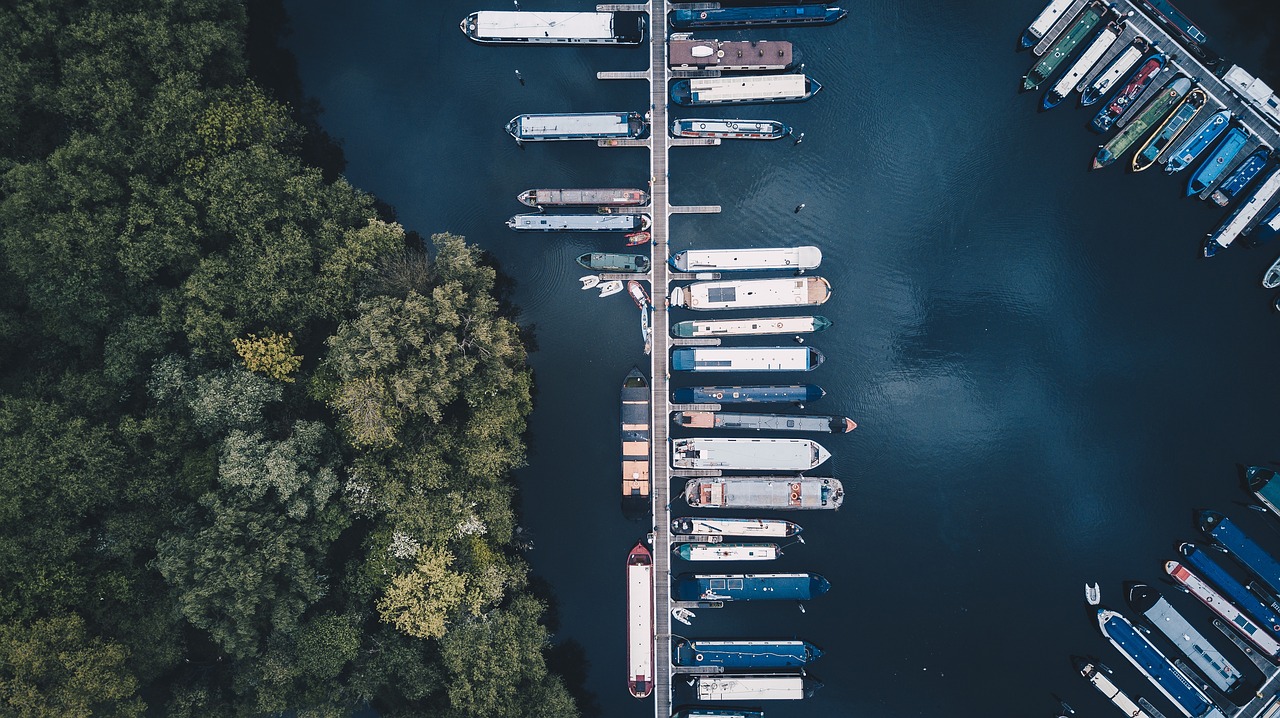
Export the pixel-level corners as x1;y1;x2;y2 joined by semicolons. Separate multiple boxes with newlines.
0;1;579;715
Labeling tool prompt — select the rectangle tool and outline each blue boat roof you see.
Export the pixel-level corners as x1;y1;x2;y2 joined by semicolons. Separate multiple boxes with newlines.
1169;111;1232;169
1181;542;1280;632
1200;511;1280;600
673;639;819;668
1099;609;1217;717
671;5;844;23
1189;128;1249;193
673;384;825;404
1216;149;1271;197
672;573;829;601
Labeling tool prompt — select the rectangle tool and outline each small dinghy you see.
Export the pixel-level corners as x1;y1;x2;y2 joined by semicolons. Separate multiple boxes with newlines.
628;279;651;309
598;280;624;298
1085;582;1100;606
1265;255;1280;289
580;275;601;290
625;231;651;246
671;607;695;626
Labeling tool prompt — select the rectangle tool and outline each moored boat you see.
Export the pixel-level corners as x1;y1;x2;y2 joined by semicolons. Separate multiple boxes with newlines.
506;112;647;142
1043;20;1123;109
628;280;650;309
671;516;803;538
1022;0;1079;48
670;5;847;30
620;368;650;517
694;675;821;701
577;253;650;272
1074;657;1157;718
1085;582;1100;605
460;11;644;45
1165;559;1280;658
673;385;826;404
672;75;822;106
598;280;624;298
510;213;647;231
1198;510;1280;609
626;542;653;699
1130;83;1204;171
672;708;765;718
684;476;844;510
518;188;648;207
1164;110;1231;174
1187;127;1249;195
669;37;794;72
672;437;830;471
1205;167;1280;256
673;573;830;602
1264;255;1280;289
1095;77;1192;170
1127;582;1244;693
673;639;822;669
1095;607;1226;718
674;410;855;434
1210;148;1270;206
670;277;832;310
1178;542;1280;632
673;315;832;338
674;543;780;561
671;246;822;272
1136;0;1218;64
1089;53;1166;134
671;346;825;372
625;231;650;246
673;118;791;140
1023;1;1108;92
1081;37;1149;106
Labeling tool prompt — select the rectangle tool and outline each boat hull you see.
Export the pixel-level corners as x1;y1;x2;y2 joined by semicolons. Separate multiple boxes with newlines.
674;543;780;561
670;5;847;29
1089;54;1166;134
506;112;648;141
1130;84;1204;172
1165;110;1231;174
1210;148;1270;206
671;76;822;106
461;11;645;45
519;188;648;207
672;119;790;139
673;315;831;338
578;253;651;272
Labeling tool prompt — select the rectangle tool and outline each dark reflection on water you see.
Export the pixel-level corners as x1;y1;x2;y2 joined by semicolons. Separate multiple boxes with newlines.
284;1;1280;715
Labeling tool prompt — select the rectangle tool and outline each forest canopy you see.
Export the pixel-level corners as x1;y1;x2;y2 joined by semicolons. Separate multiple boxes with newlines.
0;1;576;716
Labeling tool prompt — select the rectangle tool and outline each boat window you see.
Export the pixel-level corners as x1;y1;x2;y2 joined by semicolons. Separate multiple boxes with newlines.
728;579;744;590
708;287;736;302
710;579;726;590
697;360;732;367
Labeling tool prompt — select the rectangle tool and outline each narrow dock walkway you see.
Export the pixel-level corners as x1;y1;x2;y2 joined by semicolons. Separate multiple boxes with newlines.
671;403;722;411
671;204;722;212
671;138;721;147
672;337;721;346
598;70;649;80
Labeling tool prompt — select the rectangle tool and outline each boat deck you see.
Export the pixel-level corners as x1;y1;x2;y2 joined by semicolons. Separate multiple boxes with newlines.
1032;0;1091;56
1075;23;1143;92
1196;137;1262;200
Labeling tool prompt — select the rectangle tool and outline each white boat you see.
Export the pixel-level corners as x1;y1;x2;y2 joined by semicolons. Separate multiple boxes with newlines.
670;277;831;311
671;607;695;625
626;543;653;699
580;275;601;290
684;477;844;510
1085;582;1100;605
1080;37;1148;105
507;212;647;231
670;246;822;272
672;75;821;106
460;11;644;45
671;437;830;470
1261;255;1280;289
1205;167;1280;256
674;542;780;561
671;346;824;372
1044;21;1122;108
695;675;820;701
599;280;624;297
671;118;791;140
673;315;831;338
671;516;802;538
1021;0;1078;48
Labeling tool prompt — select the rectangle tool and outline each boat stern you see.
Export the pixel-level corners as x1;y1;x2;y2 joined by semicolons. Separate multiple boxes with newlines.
1196;509;1225;535
809;573;831;598
459;12;479;40
807;347;825;370
505;116;522;140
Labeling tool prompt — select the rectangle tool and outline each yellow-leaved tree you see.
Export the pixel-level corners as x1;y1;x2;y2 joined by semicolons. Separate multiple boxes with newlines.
232;331;302;383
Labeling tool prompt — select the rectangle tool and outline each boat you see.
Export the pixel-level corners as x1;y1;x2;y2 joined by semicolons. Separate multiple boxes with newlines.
1135;0;1218;64
577;253;650;272
672;118;791;140
671;516;802;538
1210;148;1270;206
1179;542;1280;632
580;275;601;290
670;5;847;30
1188;128;1250;195
1095;608;1226;718
626;542;654;699
671;438;831;470
673;543;780;561
674;410;856;434
1265;255;1280;289
1022;0;1079;48
640;303;651;355
1089;53;1166;134
509;213;648;231
671;607;695;626
1074;657;1159;718
1043;21;1123;110
1166;559;1280;658
1127;582;1244;693
673;639;822;669
673;315;831;338
628;280;650;309
1205;167;1280;256
1095;77;1192;169
695;675;821;701
1266;205;1280;234
671;346;825;372
670;246;822;272
672;385;826;404
518;188;648;207
684;477;844;510
669;37;794;72
1164;110;1231;174
620;368;650;517
673;708;765;718
599;280;624;298
1023;1;1108;92
1085;582;1100;605
672;75;822;106
670;277;832;311
1130;84;1204;171
625;231;650;246
505;112;647;142
460;11;645;45
673;573;830;602
1199;510;1280;599
1081;37;1150;106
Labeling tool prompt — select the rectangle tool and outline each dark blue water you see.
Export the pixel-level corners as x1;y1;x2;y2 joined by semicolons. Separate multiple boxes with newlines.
283;2;1280;715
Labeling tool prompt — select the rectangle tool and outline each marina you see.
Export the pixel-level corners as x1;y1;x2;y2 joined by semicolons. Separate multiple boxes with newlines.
1042;20;1123;110
1205;168;1280;256
683;476;845;510
1164;560;1280;658
1022;1;1107;92
1080;36;1149;106
1198;510;1280;601
1075;657;1161;718
1131;83;1204;171
1095;608;1226;718
1127;583;1244;693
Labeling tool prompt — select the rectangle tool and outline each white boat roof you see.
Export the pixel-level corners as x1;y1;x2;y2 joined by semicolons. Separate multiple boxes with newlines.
472;11;614;40
697;675;807;700
510;213;638;230
627;562;653;686
1028;0;1076;38
684;544;777;560
1089;45;1143;93
682;518;795;537
684;316;819;335
674;277;830;309
1052;26;1119;94
673;438;828;470
678;347;812;370
518;113;631;136
1212;168;1280;247
675;246;821;271
689;75;806;102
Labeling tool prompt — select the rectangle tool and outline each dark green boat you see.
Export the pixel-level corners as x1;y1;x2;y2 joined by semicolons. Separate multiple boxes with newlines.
576;253;650;272
1092;77;1191;169
1023;1;1107;91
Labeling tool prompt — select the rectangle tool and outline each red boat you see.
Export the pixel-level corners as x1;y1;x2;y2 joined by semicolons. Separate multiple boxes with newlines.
627;280;650;309
627;542;654;699
625;231;650;246
1090;54;1166;133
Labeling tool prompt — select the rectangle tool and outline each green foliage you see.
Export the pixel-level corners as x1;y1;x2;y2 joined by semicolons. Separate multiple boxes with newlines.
378;547;468;640
232;330;303;382
0;614;144;718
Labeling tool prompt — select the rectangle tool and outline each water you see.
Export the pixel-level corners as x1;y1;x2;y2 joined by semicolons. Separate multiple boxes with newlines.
283;2;1280;716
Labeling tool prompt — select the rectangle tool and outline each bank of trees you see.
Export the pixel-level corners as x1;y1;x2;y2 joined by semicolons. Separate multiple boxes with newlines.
0;2;576;716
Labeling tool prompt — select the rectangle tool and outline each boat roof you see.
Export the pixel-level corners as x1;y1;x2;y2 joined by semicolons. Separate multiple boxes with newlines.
511;214;638;230
674;246;822;271
672;347;814;371
687;75;807;102
673;438;828;469
517;112;633;136
668;39;792;67
472;11;615;40
1201;512;1280;598
1098;609;1217;716
1138;591;1242;691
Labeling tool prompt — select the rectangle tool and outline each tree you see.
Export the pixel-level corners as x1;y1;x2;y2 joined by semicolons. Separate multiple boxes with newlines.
0;614;144;718
232;330;302;383
377;546;467;640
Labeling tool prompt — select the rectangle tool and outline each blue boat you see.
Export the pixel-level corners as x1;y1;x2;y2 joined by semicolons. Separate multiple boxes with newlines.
1136;0;1220;64
1089;54;1166;134
1127;583;1244;693
1187;127;1248;196
669;5;847;30
673;385;825;404
672;573;830;602
673;639;823;669
1096;608;1226;718
1210;148;1271;206
1165;110;1231;174
1199;511;1280;600
1180;542;1280;633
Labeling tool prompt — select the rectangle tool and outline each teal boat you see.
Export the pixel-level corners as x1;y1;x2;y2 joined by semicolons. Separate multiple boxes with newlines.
1132;86;1205;172
1092;77;1191;169
576;253;650;272
1187;127;1248;196
1023;1;1107;91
